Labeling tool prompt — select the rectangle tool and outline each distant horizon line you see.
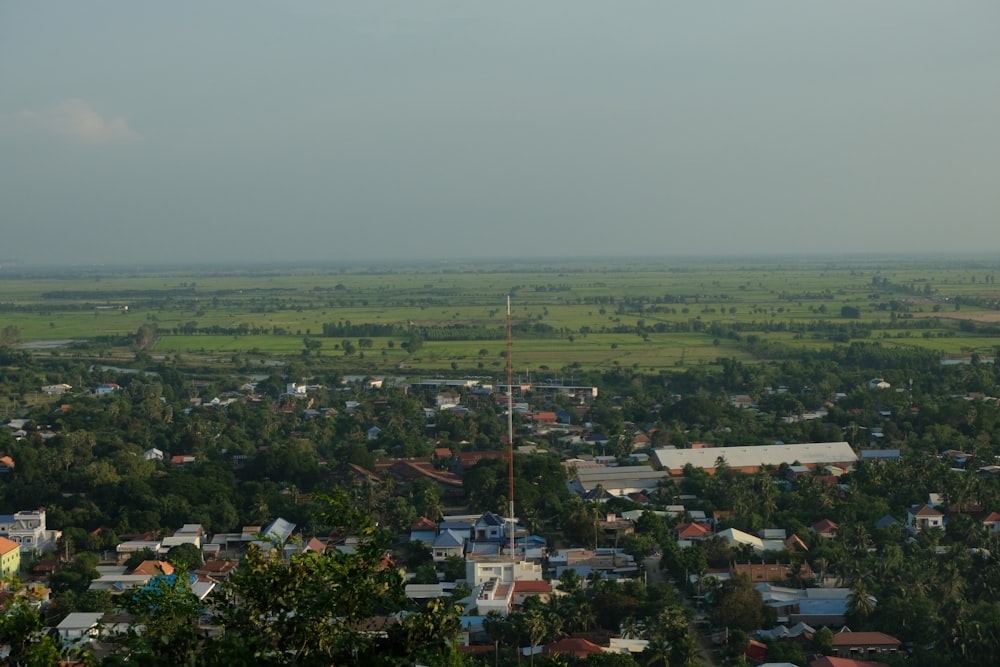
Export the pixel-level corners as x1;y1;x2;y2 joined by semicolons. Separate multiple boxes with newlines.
2;250;1000;275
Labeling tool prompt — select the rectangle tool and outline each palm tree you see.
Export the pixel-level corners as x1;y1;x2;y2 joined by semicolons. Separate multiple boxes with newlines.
621;615;641;640
482;612;507;667
841;524;873;560
523;607;548;667
642;635;673;667
849;578;876;624
560;596;596;633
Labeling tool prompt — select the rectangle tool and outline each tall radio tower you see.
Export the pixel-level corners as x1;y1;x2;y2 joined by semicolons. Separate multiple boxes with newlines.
506;295;516;581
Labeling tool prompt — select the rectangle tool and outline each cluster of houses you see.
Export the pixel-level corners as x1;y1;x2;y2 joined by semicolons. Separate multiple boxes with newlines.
1;507;634;656
3;517;299;653
41;383;121;396
8;371;1000;664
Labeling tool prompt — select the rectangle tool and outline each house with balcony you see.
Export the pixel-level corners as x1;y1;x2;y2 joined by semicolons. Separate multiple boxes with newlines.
473;511;509;542
0;509;59;554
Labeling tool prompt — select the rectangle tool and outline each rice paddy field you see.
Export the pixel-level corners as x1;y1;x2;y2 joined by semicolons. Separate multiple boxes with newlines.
2;257;999;375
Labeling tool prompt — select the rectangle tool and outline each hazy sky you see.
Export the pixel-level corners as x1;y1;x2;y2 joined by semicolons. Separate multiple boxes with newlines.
3;2;999;266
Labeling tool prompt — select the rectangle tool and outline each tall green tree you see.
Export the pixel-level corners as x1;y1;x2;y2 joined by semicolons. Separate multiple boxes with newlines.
0;602;62;666
103;569;204;666
210;491;464;665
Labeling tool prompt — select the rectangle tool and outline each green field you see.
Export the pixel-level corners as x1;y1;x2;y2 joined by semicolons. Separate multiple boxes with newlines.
3;258;999;374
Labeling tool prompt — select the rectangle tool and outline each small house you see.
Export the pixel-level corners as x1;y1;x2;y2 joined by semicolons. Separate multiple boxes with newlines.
811;519;839;538
907;504;944;534
983;511;1000;533
473;511;508;542
432;529;466;562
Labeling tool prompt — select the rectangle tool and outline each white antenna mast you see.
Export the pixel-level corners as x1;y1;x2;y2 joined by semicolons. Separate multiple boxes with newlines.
506;295;516;582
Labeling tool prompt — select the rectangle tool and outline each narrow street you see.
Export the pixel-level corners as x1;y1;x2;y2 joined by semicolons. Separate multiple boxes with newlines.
644;556;718;667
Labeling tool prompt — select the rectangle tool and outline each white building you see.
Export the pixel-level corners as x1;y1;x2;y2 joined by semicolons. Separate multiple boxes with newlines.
907;504;945;534
0;509;59;553
465;558;543;588
569;464;671;496
159;524;204;553
714;528;788;554
285;383;308;396
56;612;104;644
475;578;514;616
652;441;858;475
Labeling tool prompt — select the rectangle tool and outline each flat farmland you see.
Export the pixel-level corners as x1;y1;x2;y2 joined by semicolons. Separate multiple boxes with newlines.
3;258;999;374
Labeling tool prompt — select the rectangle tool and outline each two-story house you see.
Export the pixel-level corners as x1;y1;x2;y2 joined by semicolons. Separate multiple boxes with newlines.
0;509;54;553
0;537;20;577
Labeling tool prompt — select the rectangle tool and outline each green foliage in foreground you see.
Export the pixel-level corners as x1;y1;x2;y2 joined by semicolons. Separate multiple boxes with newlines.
36;493;470;666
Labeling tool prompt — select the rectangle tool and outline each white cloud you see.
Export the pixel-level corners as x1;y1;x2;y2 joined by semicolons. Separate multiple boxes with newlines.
14;98;139;143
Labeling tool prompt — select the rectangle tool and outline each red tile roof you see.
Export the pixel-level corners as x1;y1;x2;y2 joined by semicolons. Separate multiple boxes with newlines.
911;504;943;517
410;517;438;531
744;639;767;660
455;450;508;468
830;632;900;647
514;580;552;594
543;637;605;657
810;657;889;667
812;518;839;534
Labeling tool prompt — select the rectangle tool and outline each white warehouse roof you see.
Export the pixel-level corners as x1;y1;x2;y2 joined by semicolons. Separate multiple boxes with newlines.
652;441;857;473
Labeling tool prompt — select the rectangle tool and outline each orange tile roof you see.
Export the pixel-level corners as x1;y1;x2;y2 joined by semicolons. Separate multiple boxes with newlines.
674;522;710;538
810;657;889;667
830;631;900;646
0;537;18;556
131;560;174;576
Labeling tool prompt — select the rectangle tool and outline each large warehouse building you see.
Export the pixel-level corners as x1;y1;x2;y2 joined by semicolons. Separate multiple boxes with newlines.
651;442;858;476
